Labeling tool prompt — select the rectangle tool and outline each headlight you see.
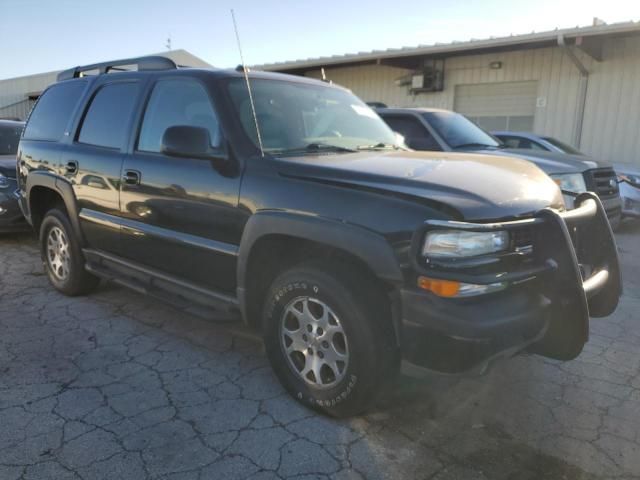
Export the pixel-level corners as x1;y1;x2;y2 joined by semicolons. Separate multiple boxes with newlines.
550;173;586;193
0;173;10;189
423;230;509;258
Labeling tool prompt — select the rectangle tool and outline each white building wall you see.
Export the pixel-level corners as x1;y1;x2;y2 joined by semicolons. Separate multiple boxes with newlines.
305;36;640;166
581;35;640;166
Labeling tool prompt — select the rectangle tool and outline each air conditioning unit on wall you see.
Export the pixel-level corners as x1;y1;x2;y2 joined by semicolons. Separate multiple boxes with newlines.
396;58;444;93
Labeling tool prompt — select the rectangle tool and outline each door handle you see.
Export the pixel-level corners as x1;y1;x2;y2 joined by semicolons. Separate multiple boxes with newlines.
123;170;141;186
65;161;78;174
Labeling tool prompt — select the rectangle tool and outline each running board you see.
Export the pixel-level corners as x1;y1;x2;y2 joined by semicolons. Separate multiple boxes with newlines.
83;249;239;323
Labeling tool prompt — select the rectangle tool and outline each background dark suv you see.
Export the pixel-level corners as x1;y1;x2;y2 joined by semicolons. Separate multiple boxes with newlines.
377;107;622;227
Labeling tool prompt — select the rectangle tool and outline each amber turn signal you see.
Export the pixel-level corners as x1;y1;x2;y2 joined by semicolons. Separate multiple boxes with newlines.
417;276;461;297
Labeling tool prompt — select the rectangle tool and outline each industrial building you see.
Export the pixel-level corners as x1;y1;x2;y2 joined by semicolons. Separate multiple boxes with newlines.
258;21;640;166
0;49;211;121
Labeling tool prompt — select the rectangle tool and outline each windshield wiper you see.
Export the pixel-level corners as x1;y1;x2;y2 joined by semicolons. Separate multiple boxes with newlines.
356;142;402;151
274;143;357;155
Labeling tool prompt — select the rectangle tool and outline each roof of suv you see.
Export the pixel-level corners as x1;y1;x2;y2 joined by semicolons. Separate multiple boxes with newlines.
56;66;343;91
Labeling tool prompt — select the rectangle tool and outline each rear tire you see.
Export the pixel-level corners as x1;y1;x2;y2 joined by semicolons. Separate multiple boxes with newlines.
262;259;398;417
39;208;100;296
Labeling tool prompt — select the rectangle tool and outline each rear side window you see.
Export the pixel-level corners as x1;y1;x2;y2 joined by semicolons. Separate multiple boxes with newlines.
23;82;86;141
138;78;220;153
78;82;139;149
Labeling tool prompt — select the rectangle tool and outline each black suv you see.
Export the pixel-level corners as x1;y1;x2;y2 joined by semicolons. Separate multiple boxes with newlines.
17;57;621;417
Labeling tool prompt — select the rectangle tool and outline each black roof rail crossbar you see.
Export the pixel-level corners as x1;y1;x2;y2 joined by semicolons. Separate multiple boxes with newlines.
57;56;178;81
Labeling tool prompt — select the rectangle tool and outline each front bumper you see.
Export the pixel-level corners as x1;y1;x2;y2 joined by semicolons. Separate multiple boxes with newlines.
0;179;29;233
400;192;621;375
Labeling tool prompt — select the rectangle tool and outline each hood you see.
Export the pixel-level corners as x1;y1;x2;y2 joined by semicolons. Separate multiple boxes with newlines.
613;162;640;176
277;150;563;221
482;148;610;174
0;155;17;178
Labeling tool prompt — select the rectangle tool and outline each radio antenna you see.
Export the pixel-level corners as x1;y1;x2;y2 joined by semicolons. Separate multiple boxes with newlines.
231;9;264;157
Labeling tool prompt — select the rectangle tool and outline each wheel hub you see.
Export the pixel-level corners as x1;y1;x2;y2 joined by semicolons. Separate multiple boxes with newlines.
46;226;70;281
280;296;349;389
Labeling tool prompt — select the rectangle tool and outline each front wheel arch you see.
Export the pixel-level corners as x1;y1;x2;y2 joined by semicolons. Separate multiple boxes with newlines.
236;212;404;342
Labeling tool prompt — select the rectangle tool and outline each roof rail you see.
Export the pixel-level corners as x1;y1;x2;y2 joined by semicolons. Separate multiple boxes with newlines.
57;56;178;81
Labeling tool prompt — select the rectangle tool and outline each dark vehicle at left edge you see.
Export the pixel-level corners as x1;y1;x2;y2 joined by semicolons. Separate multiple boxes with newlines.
0;120;27;232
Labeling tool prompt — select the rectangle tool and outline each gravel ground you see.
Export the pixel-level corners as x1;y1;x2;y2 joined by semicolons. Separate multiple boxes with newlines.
0;220;639;480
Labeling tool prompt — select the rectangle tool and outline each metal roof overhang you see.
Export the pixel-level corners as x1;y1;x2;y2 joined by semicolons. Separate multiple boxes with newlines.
257;22;640;74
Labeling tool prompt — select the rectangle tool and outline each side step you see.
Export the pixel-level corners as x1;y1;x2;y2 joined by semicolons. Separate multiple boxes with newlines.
83;249;239;323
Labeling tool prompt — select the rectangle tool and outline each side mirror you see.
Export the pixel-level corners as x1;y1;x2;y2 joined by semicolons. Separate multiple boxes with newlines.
161;125;223;160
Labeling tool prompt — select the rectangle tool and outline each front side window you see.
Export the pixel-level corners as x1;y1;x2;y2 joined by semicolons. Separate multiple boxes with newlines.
138;78;221;153
0;123;24;155
542;136;583;155
78;82;140;149
227;78;398;154
23;81;86;141
383;115;441;151
423;111;500;150
500;136;547;151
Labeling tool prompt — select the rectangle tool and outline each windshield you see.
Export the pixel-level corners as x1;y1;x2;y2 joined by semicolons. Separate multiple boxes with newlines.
422;111;500;149
542;136;584;155
227;78;398;154
0;124;23;155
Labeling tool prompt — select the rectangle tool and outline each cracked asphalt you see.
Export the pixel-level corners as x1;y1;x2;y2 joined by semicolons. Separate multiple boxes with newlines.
0;222;639;480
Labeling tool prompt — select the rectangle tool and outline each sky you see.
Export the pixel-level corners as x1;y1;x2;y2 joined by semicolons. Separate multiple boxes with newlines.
2;0;640;79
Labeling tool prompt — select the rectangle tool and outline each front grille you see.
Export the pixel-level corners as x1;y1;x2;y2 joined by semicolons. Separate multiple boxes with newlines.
586;168;618;198
512;227;533;249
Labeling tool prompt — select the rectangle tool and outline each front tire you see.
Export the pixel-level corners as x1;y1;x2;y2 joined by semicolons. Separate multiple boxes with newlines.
39;208;99;296
262;260;398;417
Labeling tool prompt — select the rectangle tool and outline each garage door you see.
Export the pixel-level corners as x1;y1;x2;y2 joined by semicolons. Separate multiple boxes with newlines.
454;81;537;132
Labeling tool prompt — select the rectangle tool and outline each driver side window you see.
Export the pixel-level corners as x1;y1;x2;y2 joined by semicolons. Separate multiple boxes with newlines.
138;78;221;153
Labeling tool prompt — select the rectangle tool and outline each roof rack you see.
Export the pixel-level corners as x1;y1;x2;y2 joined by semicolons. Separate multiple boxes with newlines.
57;56;178;81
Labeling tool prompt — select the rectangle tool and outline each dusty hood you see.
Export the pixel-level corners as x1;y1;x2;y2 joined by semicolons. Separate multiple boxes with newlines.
277;150;564;220
0;155;17;178
485;148;609;174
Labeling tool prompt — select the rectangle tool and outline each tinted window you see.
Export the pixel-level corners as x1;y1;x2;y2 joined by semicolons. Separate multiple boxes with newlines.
422;111;500;149
542;136;583;155
23;82;86;141
383;115;441;151
0;123;23;155
78;82;139;149
499;135;546;151
138;79;221;153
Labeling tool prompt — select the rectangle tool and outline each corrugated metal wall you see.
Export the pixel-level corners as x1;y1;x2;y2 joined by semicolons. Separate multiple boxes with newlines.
581;35;640;166
306;36;640;166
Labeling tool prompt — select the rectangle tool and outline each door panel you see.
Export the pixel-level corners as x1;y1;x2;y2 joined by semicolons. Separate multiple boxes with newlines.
68;144;124;253
119;77;244;293
68;81;141;254
119;154;243;292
